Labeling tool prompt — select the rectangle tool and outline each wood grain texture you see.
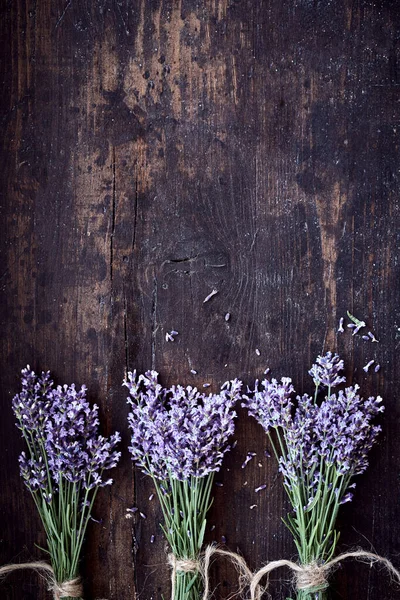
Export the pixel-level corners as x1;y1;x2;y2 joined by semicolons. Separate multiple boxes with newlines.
1;1;400;598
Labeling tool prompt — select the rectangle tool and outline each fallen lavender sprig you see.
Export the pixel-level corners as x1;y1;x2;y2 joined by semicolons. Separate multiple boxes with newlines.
13;366;121;598
243;352;383;600
125;371;241;600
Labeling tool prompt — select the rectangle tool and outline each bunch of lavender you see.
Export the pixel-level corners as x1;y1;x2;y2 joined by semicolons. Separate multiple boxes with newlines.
12;366;121;600
243;352;383;600
124;371;242;600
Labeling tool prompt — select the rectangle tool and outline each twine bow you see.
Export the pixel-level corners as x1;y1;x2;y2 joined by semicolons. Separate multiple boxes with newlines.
168;546;261;600
0;562;83;599
169;546;400;600
249;550;400;600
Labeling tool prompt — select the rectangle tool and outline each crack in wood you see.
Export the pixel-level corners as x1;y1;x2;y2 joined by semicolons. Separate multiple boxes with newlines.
110;146;116;285
151;276;158;370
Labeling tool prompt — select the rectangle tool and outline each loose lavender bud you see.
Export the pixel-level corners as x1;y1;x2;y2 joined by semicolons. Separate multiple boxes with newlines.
374;364;381;372
242;452;256;468
225;313;231;321
215;481;223;487
203;383;211;388
363;360;375;372
347;311;366;334
255;484;267;493
255;349;261;356
221;535;226;543
368;331;379;343
362;335;370;341
203;289;218;303
150;535;155;543
190;369;197;375
337;317;344;333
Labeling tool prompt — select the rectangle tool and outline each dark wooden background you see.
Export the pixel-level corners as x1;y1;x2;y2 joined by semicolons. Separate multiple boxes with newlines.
1;0;400;598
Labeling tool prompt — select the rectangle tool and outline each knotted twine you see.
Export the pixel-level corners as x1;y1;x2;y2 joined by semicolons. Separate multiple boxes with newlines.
0;562;83;599
249;550;400;599
168;546;400;600
168;546;261;600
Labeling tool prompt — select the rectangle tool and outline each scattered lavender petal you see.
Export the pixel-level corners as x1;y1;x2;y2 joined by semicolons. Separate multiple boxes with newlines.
264;368;270;375
150;535;155;543
148;493;154;501
225;313;231;321
232;440;238;449
170;330;179;336
347;323;357;329
368;331;379;343
264;449;271;458
250;504;257;510
215;481;223;487
255;484;267;493
203;289;218;303
255;349;261;356
90;516;103;524
258;462;263;467
139;512;147;520
362;335;370;341
374;364;381;372
203;383;211;388
165;333;174;342
363;360;375;373
221;535;226;544
337;317;344;333
190;369;197;375
242;452;256;468
210;525;216;531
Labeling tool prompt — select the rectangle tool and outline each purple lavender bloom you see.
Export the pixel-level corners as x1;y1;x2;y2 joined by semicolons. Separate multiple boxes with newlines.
242;377;295;434
245;355;383;503
308;352;346;388
124;371;241;481
13;367;121;497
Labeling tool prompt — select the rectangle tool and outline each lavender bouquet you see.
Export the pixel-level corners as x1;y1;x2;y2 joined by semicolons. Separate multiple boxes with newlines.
124;370;242;600
12;366;121;600
243;352;383;600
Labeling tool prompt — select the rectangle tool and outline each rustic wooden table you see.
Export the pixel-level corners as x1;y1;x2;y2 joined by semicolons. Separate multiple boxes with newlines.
1;1;399;598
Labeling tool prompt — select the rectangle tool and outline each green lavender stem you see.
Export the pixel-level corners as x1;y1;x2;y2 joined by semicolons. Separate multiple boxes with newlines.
296;590;328;600
153;473;215;600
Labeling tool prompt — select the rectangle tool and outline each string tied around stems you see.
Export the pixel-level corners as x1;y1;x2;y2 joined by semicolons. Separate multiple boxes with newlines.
168;546;262;600
249;550;400;600
0;562;83;599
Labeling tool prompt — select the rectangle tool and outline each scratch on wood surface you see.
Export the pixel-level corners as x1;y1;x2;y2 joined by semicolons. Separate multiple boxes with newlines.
55;0;72;29
110;146;116;284
151;276;158;370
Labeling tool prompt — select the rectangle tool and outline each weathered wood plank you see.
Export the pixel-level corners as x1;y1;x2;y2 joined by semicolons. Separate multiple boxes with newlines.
1;1;400;599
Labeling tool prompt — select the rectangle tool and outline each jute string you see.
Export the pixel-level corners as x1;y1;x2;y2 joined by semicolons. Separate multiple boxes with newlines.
168;546;261;600
249;550;400;599
0;562;83;599
169;547;400;600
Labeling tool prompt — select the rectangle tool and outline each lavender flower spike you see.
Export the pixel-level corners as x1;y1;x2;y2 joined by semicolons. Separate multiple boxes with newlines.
308;351;346;388
124;371;242;481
